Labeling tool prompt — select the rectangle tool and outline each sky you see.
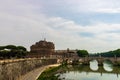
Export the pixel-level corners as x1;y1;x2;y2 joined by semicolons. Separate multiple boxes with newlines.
1;0;120;53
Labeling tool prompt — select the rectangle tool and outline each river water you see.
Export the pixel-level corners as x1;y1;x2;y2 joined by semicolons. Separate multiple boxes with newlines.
58;60;120;80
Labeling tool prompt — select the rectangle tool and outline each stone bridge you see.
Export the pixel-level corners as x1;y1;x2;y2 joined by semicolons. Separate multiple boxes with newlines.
60;56;120;66
82;56;120;66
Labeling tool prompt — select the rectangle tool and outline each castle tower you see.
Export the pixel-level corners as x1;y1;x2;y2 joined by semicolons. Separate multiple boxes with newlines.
29;40;55;58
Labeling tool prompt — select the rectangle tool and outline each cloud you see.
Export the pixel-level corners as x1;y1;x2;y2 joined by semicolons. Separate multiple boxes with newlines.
40;0;120;13
65;0;120;13
44;17;120;53
37;0;120;26
1;12;120;53
95;8;120;13
0;0;120;53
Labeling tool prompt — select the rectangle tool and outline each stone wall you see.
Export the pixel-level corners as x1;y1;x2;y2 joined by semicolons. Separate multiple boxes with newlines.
0;58;57;80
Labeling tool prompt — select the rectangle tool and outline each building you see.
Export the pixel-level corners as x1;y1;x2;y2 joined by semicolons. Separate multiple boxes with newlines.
28;39;55;58
52;48;78;59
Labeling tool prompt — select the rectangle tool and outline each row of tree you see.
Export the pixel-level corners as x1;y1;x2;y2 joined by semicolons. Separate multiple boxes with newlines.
0;45;28;59
91;49;120;57
76;48;120;57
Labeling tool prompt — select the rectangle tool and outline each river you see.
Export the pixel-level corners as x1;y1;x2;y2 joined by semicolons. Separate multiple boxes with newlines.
57;60;120;80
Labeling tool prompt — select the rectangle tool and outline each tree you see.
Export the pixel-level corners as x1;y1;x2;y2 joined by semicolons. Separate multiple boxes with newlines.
77;50;89;57
0;46;5;50
17;46;27;51
0;45;28;59
5;45;17;50
91;48;120;57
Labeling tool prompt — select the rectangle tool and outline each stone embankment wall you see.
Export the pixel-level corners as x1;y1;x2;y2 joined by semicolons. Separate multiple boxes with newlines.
0;58;57;80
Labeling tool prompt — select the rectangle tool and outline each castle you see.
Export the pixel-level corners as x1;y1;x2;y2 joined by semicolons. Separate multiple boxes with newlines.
29;39;55;58
28;39;78;59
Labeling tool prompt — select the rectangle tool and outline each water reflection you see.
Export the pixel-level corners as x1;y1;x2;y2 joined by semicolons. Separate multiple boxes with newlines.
90;60;113;72
90;60;98;71
103;60;113;72
58;60;120;80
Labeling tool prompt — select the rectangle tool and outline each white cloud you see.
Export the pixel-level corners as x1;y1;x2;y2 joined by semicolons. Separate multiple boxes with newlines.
95;8;120;13
61;0;120;13
1;11;120;53
39;16;120;53
0;0;120;53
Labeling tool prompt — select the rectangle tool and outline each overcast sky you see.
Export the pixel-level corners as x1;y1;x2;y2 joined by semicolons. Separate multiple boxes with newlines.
1;0;120;53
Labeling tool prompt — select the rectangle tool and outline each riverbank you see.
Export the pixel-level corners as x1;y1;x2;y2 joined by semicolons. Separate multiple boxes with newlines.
37;64;62;80
18;64;60;80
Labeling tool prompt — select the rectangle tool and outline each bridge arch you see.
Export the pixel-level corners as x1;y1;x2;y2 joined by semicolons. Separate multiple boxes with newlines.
86;58;114;72
89;60;99;71
103;59;113;72
83;57;119;66
103;59;113;64
89;60;113;72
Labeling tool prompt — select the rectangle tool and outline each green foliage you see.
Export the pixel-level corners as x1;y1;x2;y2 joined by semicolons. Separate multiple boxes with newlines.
37;66;61;80
92;49;120;57
17;46;27;51
0;46;5;50
5;45;17;50
77;50;89;57
0;45;27;59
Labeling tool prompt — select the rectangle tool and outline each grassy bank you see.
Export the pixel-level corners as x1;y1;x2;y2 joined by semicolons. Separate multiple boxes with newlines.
37;65;61;80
